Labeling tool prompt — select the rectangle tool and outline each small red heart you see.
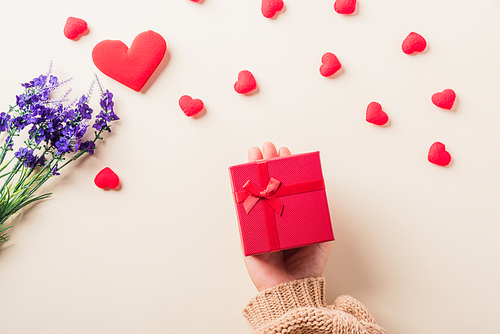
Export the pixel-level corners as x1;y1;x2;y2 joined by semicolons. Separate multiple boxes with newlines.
94;167;120;189
63;17;88;40
333;0;356;14
402;32;427;54
431;89;456;110
320;52;342;77
179;95;204;117
234;70;257;94
366;102;389;126
428;142;452;167
92;30;167;92
261;0;284;18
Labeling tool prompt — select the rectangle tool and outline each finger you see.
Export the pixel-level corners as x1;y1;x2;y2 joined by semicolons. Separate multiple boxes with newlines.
262;142;278;160
278;146;292;157
248;146;263;162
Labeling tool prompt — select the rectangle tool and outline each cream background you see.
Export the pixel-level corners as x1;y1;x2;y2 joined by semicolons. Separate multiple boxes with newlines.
0;0;499;333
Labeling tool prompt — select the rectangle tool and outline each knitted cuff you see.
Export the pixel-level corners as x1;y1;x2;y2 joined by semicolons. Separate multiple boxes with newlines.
242;277;327;330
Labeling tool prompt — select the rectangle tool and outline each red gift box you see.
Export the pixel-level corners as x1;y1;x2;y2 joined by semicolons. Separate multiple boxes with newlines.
229;151;334;256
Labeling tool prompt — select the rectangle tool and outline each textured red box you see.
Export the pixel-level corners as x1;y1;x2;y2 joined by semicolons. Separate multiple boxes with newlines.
229;151;334;256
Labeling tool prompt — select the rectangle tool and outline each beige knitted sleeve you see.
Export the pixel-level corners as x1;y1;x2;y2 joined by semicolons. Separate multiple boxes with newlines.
242;277;387;334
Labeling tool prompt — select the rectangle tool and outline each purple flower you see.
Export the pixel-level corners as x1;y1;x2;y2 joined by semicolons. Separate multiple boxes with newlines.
75;124;88;139
61;123;87;141
0;113;11;132
14;147;37;168
37;155;46;166
55;137;70;153
22;113;37;126
79;104;92;119
12;116;27;130
67;109;77;122
5;136;14;150
78;95;88;105
14;147;28;159
39;89;50;101
92;109;119;132
29;126;46;144
100;90;114;111
21;74;47;88
49;75;58;86
16;95;26;109
52;163;60;176
46;119;61;135
92;118;107;131
79;140;96;155
36;75;47;85
61;124;76;138
91;90;118;132
99;110;112;122
30;103;46;117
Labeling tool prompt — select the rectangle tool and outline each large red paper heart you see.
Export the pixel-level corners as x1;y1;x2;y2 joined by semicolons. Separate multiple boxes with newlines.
428;142;452;167
63;17;88;40
92;30;167;92
333;0;356;14
179;95;204;117
366;102;389;126
234;70;257;94
94;167;120;189
261;0;284;18
431;89;456;110
320;52;342;77
402;32;427;54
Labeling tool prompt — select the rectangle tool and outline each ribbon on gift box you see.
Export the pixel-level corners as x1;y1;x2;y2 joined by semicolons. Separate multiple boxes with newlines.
234;160;326;253
242;177;284;215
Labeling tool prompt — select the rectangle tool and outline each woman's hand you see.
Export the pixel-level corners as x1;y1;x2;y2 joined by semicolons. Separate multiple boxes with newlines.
243;142;333;292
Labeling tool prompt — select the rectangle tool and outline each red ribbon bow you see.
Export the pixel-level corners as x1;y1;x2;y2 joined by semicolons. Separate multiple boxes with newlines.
242;178;284;215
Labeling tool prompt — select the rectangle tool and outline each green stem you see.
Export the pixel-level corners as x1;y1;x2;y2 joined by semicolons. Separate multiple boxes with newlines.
18;157;56;199
0;160;22;198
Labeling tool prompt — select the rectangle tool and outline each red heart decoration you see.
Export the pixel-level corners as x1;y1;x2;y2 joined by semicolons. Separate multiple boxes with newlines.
402;32;427;54
63;17;88;40
333;0;356;14
320;52;342;77
234;70;257;94
94;167;120;189
428;142;452;167
179;95;204;117
261;0;284;18
366;102;389;126
92;30;167;92
431;89;456;110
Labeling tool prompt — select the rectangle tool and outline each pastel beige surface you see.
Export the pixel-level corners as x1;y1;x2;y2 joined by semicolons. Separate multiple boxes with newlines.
0;0;499;333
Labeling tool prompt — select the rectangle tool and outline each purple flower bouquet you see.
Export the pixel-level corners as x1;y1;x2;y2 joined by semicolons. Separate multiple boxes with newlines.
0;64;119;242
